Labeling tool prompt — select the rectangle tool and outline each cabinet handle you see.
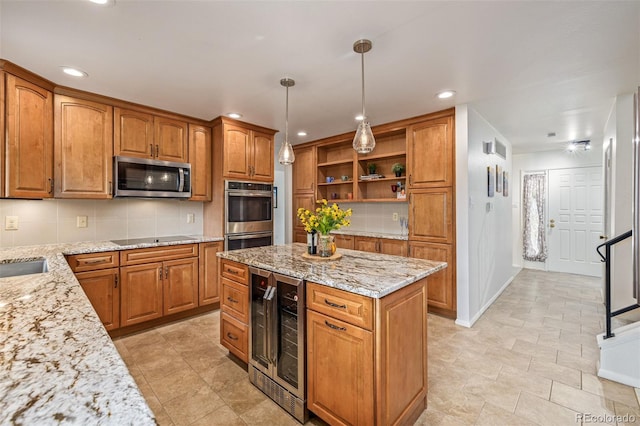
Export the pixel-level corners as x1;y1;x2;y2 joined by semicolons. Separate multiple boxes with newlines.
82;258;108;265
227;296;238;304
409;174;412;185
114;275;118;288
159;268;163;280
324;320;347;332
324;299;347;309
108;181;112;196
155;145;159;158
165;266;169;280
226;332;239;341
48;178;54;194
226;268;239;275
150;144;154;157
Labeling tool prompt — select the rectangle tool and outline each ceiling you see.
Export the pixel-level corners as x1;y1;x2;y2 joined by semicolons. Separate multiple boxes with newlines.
1;1;638;154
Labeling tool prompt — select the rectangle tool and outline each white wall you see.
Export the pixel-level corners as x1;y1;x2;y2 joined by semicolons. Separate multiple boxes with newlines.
0;198;203;247
456;104;519;327
273;168;286;245
511;147;603;270
604;94;635;310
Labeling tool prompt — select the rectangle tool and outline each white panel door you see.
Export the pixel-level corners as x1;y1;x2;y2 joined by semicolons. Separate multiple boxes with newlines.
548;167;603;276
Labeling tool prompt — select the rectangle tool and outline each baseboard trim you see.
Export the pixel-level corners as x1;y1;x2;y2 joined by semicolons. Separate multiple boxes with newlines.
455;274;516;328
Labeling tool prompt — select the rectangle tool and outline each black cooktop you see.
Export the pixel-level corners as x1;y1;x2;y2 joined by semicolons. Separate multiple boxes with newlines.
110;236;196;246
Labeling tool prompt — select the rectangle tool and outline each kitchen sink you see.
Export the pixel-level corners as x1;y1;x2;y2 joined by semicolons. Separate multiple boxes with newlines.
0;258;49;278
110;236;197;246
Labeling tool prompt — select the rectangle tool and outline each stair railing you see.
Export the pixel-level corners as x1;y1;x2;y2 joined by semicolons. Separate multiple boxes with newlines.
596;230;640;338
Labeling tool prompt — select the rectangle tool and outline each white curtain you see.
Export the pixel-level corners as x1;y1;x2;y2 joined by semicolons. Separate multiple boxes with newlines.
522;174;547;262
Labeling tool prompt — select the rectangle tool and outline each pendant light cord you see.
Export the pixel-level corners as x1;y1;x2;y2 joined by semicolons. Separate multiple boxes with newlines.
361;51;366;120
285;84;289;143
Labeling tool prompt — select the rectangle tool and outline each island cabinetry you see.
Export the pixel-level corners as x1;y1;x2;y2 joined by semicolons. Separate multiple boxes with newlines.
354;236;408;256
198;241;223;306
54;95;113;198
120;244;199;326
189;124;212;201
219;259;249;362
306;280;428;425
4;73;54;198
67;251;120;331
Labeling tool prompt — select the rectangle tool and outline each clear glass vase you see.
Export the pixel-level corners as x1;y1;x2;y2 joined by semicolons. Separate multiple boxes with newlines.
318;234;335;257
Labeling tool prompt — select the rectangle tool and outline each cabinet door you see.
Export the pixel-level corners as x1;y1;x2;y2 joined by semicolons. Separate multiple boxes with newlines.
293;193;315;238
221;277;249;324
163;257;199;315
114;108;154;158
334;234;354;250
154;116;188;162
293;229;308;244
409;241;455;312
307;309;374;426
223;124;251;179
120;263;164;326
76;268;120;331
410;188;454;243
199;241;222;306
379;239;408;256
355;236;378;253
54;95;113;198
5;74;53;198
221;312;248;362
408;116;453;188
293;146;316;193
188;124;212;201
251;130;274;181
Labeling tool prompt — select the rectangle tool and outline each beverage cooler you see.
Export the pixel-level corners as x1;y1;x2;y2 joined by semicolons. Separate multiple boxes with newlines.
248;267;307;423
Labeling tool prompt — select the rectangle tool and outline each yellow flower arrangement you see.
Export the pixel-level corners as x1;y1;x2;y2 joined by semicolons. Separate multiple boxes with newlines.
297;199;352;235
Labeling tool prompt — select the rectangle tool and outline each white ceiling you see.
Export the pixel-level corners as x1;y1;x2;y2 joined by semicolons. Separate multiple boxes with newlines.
1;1;638;154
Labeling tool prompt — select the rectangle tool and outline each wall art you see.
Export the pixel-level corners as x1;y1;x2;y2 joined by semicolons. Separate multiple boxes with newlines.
488;166;495;197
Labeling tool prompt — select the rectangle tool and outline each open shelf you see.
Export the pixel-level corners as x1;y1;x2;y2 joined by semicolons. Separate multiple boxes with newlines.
317;159;353;167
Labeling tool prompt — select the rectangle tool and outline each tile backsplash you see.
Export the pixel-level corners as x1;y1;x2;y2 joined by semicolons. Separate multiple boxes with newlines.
338;202;409;235
0;198;203;248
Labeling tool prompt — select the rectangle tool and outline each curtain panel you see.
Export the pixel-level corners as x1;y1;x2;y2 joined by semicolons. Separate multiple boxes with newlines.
522;173;547;262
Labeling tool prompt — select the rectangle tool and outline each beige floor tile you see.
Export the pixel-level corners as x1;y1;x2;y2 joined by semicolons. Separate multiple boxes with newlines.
190;404;246;426
581;372;640;408
475;402;538;426
556;350;598;374
550;381;617;423
511;339;558;363
452;350;503;380
163;384;226;426
497;365;553;400
463;373;521;413
613;401;640;425
179;343;229;373
216;378;269;415
528;358;582;388
483;345;532;371
427;382;485;424
146;365;209;404
240;399;300;426
515;391;580;426
120;328;167;351
199;358;248;392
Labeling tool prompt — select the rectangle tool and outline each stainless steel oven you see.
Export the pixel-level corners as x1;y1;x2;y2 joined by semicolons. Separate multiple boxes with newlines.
248;267;307;423
225;180;273;250
225;232;273;251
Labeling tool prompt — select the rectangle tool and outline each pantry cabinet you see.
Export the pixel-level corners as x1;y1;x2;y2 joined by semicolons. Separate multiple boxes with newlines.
407;115;454;188
4;74;54;198
54;95;113;198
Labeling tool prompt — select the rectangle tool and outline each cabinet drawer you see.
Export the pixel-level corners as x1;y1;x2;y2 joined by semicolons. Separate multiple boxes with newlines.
306;282;374;331
221;277;249;323
67;251;119;272
221;312;248;363
220;259;248;284
120;244;198;266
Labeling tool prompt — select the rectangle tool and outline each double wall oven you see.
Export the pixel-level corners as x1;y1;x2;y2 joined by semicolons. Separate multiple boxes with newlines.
225;180;273;250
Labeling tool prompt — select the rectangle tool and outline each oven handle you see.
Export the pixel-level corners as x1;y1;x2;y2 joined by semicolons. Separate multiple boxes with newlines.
227;190;273;198
227;232;272;241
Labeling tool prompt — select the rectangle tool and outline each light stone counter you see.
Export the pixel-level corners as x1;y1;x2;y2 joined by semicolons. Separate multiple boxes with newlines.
217;243;446;298
0;236;222;425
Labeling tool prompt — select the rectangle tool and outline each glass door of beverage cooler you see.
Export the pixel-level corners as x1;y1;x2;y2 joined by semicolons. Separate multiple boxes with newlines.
249;267;272;372
273;273;305;399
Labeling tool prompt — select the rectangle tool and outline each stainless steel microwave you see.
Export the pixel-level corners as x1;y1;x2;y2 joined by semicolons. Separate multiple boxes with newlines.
113;156;191;198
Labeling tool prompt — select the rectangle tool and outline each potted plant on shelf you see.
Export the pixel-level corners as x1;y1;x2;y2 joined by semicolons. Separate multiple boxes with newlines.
297;199;352;257
391;163;405;177
367;163;377;175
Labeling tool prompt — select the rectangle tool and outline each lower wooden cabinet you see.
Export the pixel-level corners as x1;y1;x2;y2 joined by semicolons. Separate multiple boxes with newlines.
409;241;455;317
163;258;199;315
354;236;408;256
75;268;120;331
221;312;249;361
199;241;223;306
219;259;249;363
333;234;355;250
120;262;164;326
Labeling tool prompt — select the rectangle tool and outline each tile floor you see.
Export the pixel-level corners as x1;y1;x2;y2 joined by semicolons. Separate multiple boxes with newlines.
114;269;640;425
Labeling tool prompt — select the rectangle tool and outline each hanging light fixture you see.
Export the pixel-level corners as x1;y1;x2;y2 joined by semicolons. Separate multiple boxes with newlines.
278;77;296;165
352;39;376;154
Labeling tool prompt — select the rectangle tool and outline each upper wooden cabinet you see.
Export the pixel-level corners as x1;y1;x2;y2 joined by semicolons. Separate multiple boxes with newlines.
4;74;54;198
292;146;315;193
409;187;454;243
408;115;454;188
188;124;212;201
114;107;188;162
54;95;113;199
216;119;275;182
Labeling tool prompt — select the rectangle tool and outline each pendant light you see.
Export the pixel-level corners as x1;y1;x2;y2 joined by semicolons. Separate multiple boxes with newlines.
278;77;296;165
352;39;376;154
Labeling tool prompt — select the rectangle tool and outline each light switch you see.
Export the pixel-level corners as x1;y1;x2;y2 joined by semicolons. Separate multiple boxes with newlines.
77;215;88;228
392;213;399;221
5;216;18;231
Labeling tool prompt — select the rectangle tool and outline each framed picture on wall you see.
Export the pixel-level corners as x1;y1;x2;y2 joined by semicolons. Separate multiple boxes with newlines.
496;164;503;193
488;166;495;197
503;171;509;197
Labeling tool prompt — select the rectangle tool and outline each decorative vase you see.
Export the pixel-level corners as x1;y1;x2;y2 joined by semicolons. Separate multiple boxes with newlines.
318;234;335;257
395;171;402;177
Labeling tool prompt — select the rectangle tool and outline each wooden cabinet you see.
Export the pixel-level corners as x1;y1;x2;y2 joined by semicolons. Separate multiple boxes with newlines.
409;188;454;244
5;74;54;198
407;115;454;188
54;95;113;198
333;234;354;250
306;280;428;425
409;241;455;316
120;244;199;326
199;241;223;306
219;259;249;362
354;236;408;256
218;120;275;182
292;146;315;193
67;251;120;331
114;108;188;162
188;124;212;201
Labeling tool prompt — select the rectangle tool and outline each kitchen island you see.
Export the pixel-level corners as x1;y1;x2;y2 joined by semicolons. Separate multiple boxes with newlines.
218;243;446;425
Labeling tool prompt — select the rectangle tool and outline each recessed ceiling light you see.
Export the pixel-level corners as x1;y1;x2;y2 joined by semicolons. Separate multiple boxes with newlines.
226;112;242;119
355;114;364;121
89;0;115;5
436;90;456;99
61;67;88;78
297;131;307;137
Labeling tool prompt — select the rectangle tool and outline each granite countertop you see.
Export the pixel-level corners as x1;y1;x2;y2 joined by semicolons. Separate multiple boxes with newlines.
0;236;222;425
217;243;446;298
330;229;408;241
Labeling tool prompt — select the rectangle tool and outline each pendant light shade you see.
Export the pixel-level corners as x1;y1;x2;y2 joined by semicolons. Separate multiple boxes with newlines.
278;77;296;165
352;39;376;154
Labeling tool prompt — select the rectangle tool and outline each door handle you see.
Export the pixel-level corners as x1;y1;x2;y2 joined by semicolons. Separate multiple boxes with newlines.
549;219;555;228
600;235;607;239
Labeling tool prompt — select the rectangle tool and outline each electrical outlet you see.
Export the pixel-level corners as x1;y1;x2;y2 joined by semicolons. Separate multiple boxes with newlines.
187;213;195;224
77;215;88;228
5;216;18;231
392;212;399;221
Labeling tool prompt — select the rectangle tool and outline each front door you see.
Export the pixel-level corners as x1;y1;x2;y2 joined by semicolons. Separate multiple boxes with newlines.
548;167;603;276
